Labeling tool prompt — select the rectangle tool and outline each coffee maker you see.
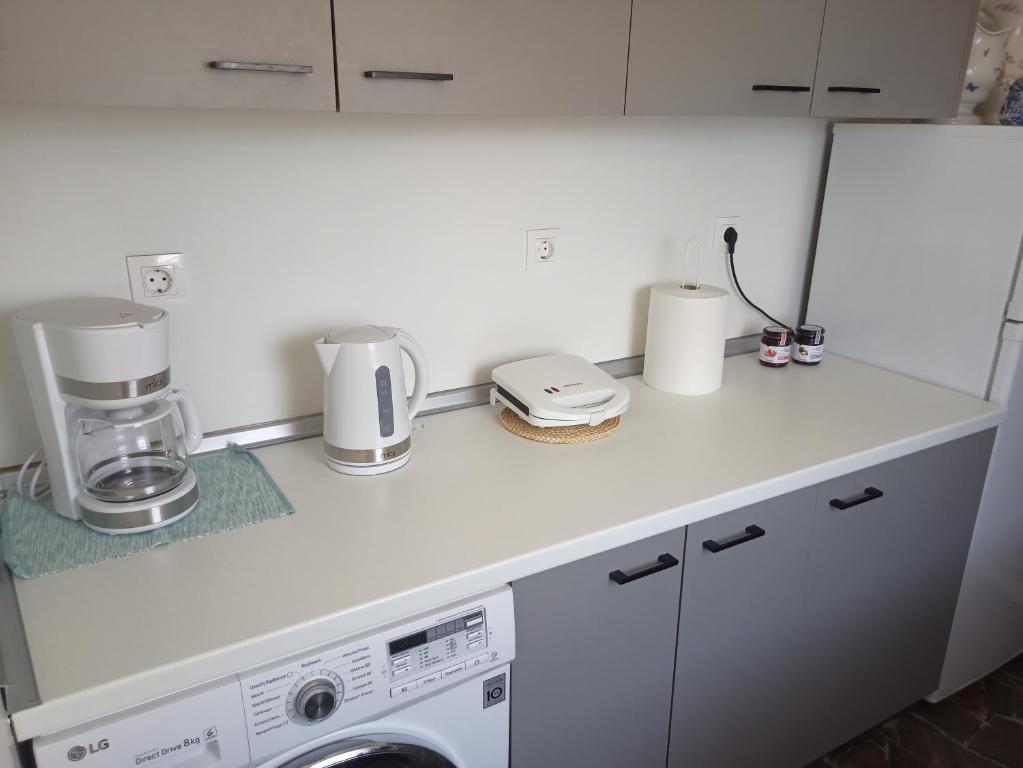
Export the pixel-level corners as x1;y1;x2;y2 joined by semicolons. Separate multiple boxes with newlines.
13;298;202;534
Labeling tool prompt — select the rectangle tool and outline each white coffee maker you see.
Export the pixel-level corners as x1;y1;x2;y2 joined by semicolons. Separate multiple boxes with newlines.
13;298;202;534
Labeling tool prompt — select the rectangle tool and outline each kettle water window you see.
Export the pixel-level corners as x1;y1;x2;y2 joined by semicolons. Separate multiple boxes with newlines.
375;366;395;438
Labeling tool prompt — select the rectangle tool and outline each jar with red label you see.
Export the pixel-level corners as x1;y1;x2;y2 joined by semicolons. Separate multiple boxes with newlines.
759;326;791;368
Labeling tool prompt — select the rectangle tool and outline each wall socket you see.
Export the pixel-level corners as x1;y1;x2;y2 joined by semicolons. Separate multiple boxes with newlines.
712;216;742;259
127;253;190;304
526;228;560;272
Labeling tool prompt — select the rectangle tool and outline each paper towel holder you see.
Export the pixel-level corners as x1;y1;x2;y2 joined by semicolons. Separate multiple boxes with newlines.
681;238;702;291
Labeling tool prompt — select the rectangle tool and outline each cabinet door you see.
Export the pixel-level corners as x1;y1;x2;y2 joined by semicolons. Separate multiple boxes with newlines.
0;710;17;768
811;0;978;118
804;430;995;750
511;529;684;768
334;0;631;115
627;0;826;116
0;0;335;111
668;488;818;768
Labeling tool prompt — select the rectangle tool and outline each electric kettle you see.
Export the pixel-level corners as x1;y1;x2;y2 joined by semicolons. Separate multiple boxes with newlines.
314;325;429;475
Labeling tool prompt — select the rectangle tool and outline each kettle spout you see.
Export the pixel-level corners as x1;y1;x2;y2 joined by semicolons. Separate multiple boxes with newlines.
314;338;341;374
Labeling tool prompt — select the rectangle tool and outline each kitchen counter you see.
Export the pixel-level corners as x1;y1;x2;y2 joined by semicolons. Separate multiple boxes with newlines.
7;353;1005;739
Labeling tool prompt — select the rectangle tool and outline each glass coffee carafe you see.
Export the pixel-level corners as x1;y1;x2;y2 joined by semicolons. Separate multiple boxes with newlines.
74;398;193;503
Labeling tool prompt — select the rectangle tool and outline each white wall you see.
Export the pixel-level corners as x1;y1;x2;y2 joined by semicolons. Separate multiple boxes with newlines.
0;106;828;467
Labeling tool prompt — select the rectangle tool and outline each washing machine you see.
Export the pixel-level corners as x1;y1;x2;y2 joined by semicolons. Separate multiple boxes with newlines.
33;587;514;768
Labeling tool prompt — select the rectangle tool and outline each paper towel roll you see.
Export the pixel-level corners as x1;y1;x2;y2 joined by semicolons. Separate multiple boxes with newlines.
643;282;729;396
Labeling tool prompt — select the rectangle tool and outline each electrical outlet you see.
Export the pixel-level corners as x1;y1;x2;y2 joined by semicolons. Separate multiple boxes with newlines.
127;253;190;304
141;266;176;297
712;216;742;259
526;228;560;272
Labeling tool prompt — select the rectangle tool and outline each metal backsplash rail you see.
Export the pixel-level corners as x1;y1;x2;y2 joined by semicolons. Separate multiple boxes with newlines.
1;337;759;493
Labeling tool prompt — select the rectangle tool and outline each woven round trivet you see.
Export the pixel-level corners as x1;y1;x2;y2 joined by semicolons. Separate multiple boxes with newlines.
499;408;620;444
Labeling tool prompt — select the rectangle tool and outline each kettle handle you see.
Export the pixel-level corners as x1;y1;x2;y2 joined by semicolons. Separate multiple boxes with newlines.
167;389;203;454
396;330;429;421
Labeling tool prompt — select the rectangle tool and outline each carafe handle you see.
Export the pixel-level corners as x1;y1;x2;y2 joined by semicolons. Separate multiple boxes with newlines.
167;389;203;454
396;330;429;421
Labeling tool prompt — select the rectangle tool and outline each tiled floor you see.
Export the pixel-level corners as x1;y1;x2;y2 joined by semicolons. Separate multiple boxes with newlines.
807;654;1023;767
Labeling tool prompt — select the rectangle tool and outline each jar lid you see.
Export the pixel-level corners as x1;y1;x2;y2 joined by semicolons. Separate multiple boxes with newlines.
796;324;825;344
762;325;789;344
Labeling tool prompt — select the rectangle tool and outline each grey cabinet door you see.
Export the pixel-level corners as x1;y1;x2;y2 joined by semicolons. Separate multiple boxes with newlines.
803;430;995;751
668;487;818;768
334;0;631;115
0;0;336;111
511;529;685;768
627;0;826;116
811;0;979;118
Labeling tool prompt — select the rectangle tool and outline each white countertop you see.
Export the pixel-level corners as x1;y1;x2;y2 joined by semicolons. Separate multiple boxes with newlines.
9;353;1004;739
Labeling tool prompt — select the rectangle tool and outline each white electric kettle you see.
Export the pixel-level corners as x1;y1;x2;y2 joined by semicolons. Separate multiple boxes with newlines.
314;325;429;476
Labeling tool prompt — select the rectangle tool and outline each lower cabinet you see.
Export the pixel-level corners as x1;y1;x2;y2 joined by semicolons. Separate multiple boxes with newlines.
510;432;995;768
668;487;819;768
802;429;995;754
510;529;685;768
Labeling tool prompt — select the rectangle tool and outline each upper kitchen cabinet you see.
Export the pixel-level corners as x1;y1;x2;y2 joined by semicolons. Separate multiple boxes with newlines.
627;0;827;116
0;0;336;111
811;0;979;118
333;0;632;115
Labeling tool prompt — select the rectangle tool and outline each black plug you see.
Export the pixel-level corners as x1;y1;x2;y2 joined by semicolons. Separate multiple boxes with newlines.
723;226;738;256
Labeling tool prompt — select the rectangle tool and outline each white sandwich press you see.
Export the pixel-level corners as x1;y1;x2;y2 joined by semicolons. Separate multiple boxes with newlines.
489;354;630;428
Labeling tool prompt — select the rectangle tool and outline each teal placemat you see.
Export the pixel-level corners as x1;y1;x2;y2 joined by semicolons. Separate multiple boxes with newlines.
0;447;293;579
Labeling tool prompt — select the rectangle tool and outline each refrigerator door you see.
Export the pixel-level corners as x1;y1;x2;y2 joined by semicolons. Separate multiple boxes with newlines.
808;124;1023;399
934;323;1023;699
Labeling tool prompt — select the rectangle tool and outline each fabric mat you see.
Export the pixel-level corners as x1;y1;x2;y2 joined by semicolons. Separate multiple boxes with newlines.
0;447;293;578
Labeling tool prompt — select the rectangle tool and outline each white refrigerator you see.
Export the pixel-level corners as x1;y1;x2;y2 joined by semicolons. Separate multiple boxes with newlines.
807;123;1023;701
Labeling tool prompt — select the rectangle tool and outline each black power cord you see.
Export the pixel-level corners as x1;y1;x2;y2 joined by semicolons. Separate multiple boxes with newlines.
723;227;792;332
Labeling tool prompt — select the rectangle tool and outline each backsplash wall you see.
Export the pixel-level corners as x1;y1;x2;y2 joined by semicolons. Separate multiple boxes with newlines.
0;106;827;467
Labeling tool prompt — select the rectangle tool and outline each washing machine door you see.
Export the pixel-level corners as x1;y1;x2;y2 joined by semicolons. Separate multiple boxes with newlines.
278;736;456;768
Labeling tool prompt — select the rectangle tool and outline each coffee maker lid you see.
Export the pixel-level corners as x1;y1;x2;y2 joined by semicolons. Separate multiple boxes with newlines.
17;298;165;330
325;325;395;345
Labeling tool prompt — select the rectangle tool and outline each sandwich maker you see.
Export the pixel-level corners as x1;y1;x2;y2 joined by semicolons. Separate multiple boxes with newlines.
489;354;630;428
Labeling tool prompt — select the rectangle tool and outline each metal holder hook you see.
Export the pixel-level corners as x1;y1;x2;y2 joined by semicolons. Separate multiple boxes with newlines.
681;238;702;291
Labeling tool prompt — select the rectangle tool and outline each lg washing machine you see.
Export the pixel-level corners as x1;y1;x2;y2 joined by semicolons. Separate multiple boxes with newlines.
33;587;514;768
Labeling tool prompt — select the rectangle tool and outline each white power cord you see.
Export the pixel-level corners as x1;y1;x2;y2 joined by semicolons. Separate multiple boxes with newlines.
15;448;51;500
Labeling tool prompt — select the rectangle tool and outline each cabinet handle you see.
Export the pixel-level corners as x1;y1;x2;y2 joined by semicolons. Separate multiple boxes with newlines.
829;487;884;510
827;86;881;94
609;553;679;585
702;525;766;554
752;84;811;92
364;71;454;82
209;61;313;74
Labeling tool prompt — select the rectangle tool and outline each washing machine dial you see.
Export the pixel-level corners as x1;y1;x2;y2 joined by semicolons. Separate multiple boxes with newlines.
286;670;344;725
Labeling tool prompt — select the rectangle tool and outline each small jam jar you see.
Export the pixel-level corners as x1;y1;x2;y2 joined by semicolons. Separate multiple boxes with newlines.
759;326;791;368
792;324;825;365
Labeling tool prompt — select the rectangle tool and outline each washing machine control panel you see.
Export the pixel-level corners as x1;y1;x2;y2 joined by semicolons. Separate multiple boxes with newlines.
237;586;514;764
387;607;489;685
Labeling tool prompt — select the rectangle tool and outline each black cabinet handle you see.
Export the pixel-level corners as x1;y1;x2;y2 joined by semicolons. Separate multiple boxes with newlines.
702;525;766;554
828;86;881;94
830;487;884;510
364;71;454;81
609;553;679;585
752;84;811;92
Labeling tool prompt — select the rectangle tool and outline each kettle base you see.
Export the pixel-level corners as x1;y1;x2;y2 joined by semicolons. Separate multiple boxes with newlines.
325;451;411;476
